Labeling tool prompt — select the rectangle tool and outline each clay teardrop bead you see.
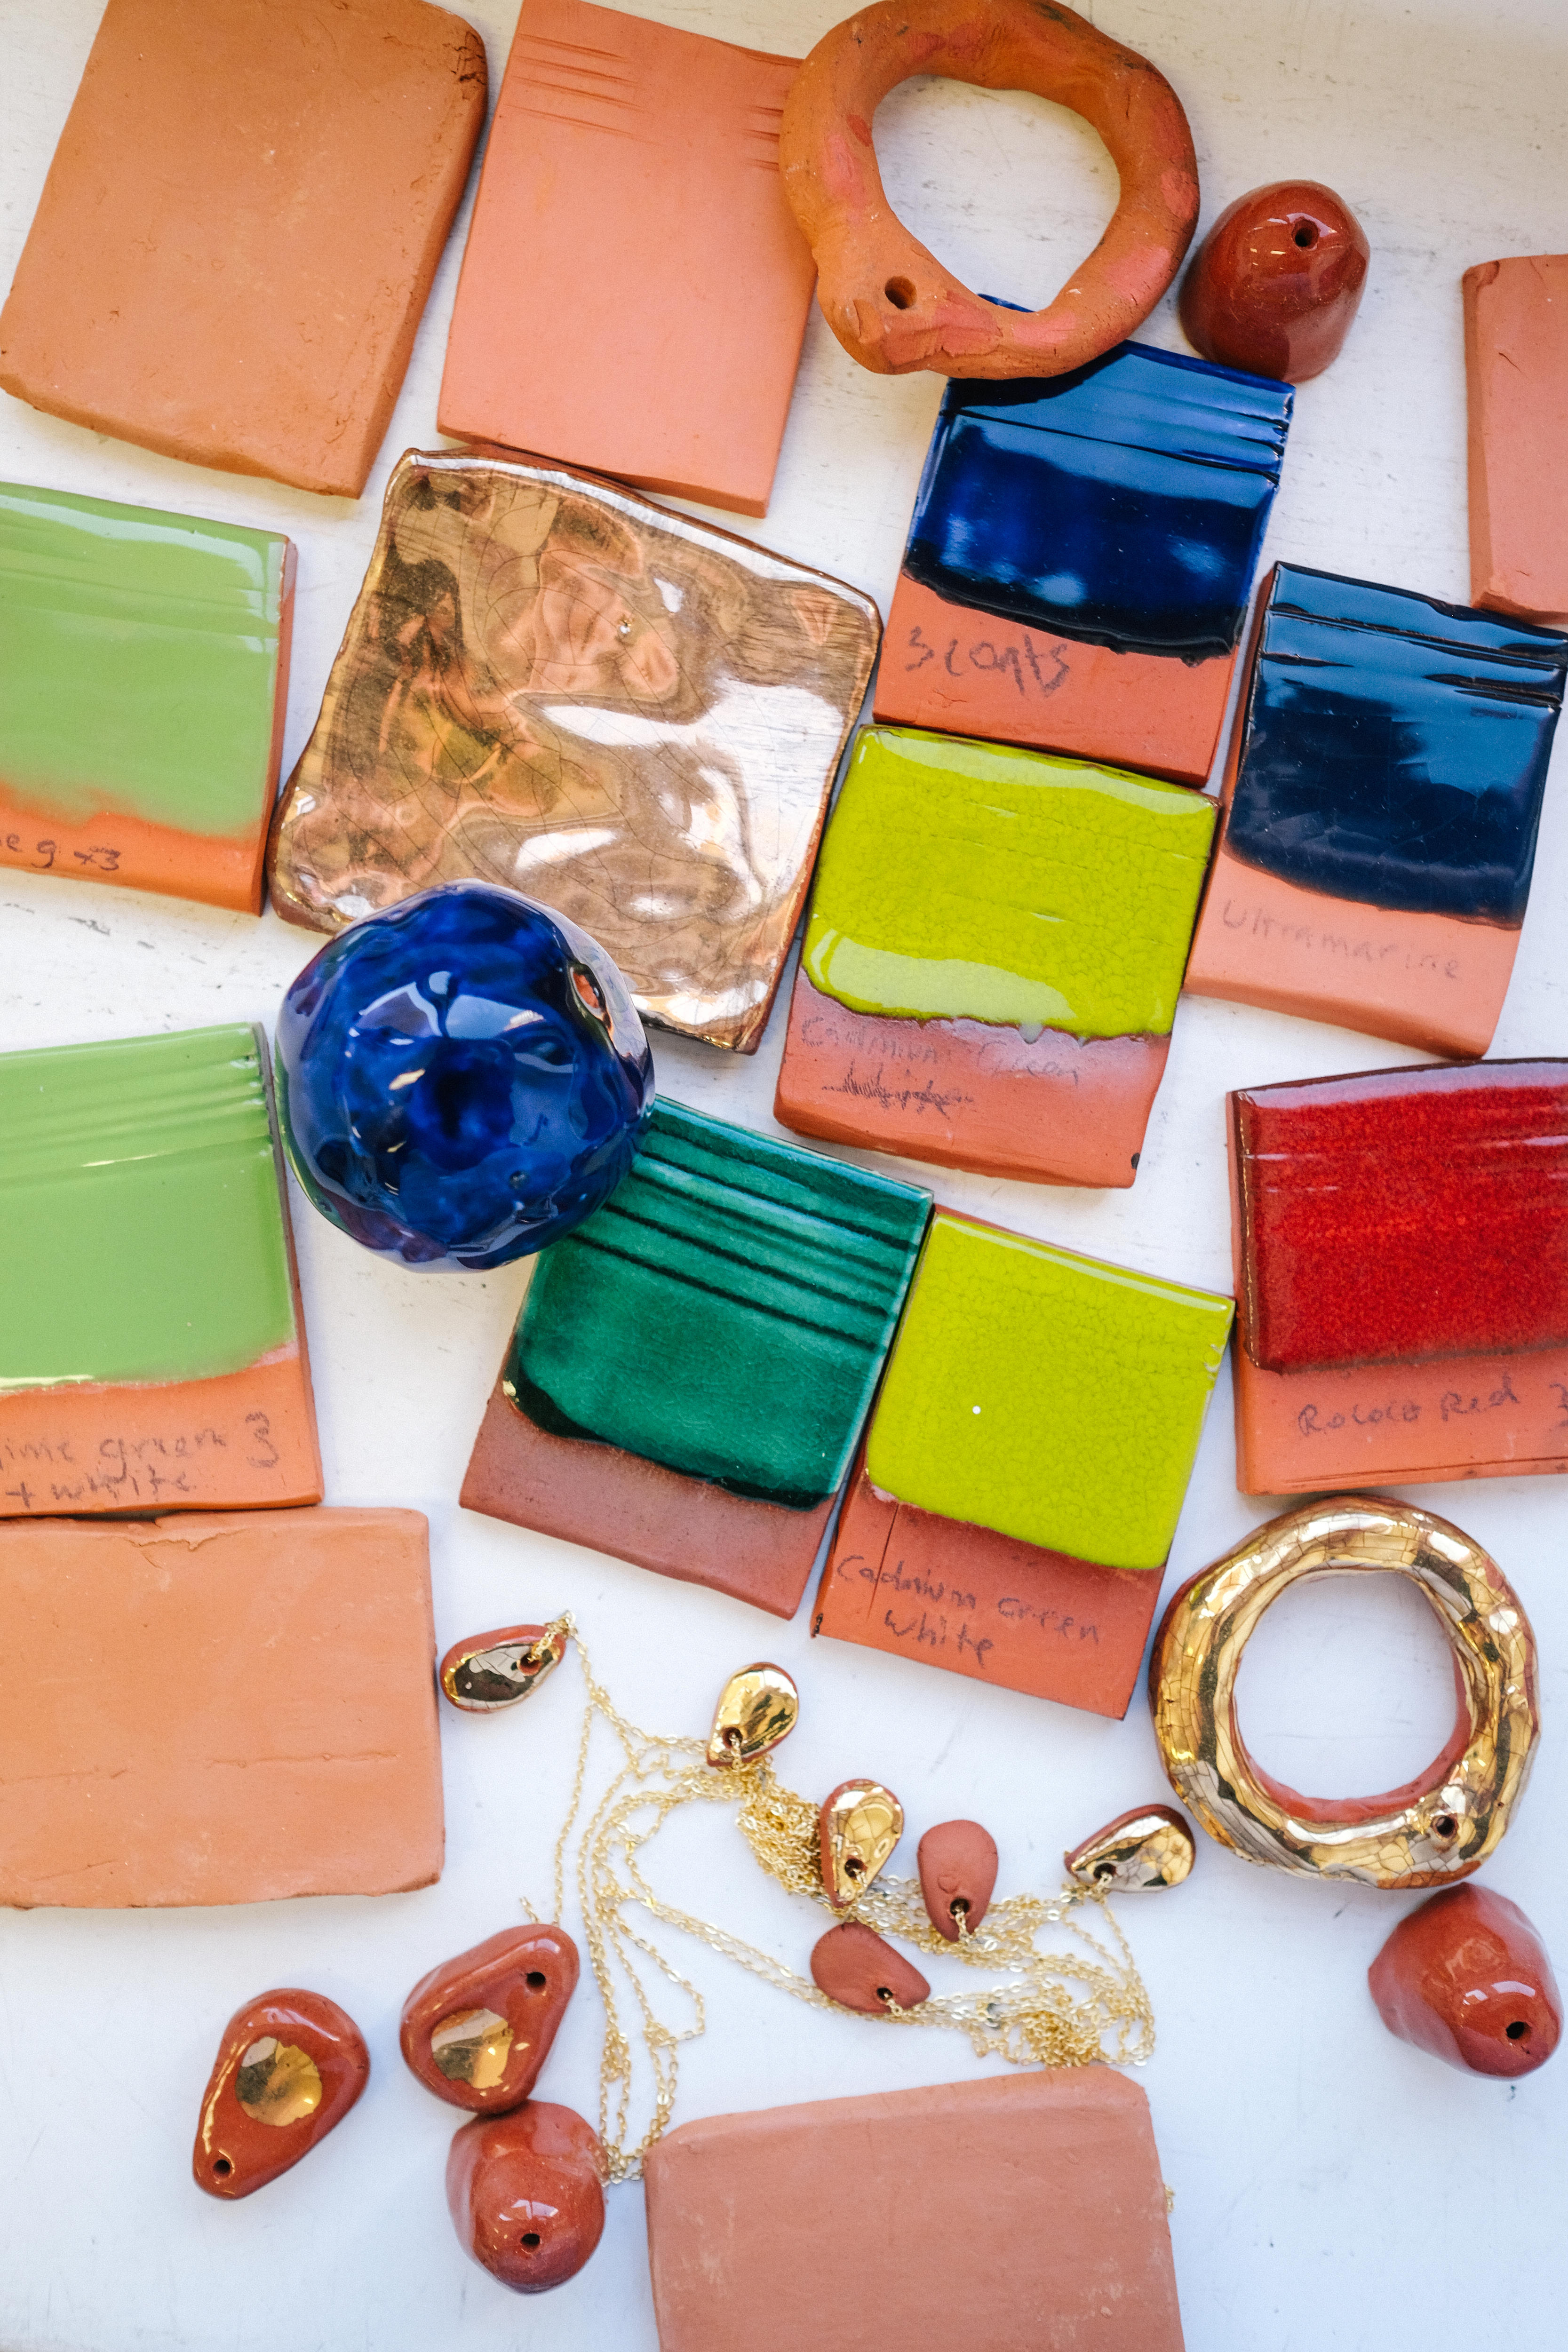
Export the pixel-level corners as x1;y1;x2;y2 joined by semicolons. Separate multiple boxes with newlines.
811;1921;931;2016
1178;180;1370;382
1065;1806;1196;1893
818;1779;903;1909
447;2101;606;2292
401;1923;579;2113
917;1820;999;1941
193;1988;368;2200
1369;1885;1562;2078
439;1622;565;1712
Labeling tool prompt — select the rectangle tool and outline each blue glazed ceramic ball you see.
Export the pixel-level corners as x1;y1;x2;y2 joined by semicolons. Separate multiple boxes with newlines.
276;883;654;1270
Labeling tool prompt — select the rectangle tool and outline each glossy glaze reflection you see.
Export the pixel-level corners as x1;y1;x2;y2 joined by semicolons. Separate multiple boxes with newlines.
903;341;1292;660
267;448;880;1050
1369;1884;1561;2076
446;2101;605;2291
276;882;653;1270
193;1988;369;2198
1179;182;1369;381
401;1924;580;2114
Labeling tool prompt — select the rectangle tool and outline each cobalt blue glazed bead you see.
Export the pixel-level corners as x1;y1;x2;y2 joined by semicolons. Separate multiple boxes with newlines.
276;883;654;1270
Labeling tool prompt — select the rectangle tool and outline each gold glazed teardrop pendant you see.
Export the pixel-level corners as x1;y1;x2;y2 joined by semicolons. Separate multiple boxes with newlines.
706;1663;800;1767
818;1779;904;1908
439;1621;568;1712
1065;1806;1196;1893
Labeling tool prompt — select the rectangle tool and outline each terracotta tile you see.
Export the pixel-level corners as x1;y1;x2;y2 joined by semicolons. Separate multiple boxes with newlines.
438;0;814;518
1464;254;1568;626
0;0;486;497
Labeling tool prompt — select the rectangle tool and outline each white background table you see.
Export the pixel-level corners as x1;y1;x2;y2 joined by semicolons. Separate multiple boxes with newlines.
3;1;1567;2344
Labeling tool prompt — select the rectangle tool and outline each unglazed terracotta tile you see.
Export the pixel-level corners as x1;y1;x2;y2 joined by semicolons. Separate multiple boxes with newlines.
0;482;293;910
0;1025;321;1517
1464;254;1568;627
876;341;1291;783
267;449;879;1051
1228;1060;1568;1494
1186;564;1568;1056
774;724;1214;1185
644;2072;1185;2352
0;1509;442;1906
461;1098;929;1618
438;0;814;518
0;0;486;497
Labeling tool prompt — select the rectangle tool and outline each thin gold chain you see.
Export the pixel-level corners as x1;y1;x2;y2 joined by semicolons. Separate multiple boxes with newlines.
519;1619;1156;2183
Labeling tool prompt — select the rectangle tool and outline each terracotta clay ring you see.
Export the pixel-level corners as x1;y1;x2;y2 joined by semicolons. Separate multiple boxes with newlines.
778;0;1199;380
1149;1497;1539;1889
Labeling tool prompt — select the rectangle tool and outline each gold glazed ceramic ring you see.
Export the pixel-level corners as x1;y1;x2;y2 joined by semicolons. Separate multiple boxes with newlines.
778;0;1200;380
1149;1498;1539;1889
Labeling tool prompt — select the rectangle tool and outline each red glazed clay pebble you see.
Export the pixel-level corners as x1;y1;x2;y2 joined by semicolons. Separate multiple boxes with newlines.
811;1922;931;2016
1179;181;1369;382
1369;1885;1561;2078
917;1820;999;1941
446;2102;606;2292
193;1988;368;2200
401;1924;579;2113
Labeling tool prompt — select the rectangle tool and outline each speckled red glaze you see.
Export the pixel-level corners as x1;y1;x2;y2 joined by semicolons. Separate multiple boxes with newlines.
916;1820;999;1941
1180;181;1369;381
810;1922;931;2015
400;1924;579;2113
446;2102;606;2291
192;1988;368;2200
1369;1885;1561;2077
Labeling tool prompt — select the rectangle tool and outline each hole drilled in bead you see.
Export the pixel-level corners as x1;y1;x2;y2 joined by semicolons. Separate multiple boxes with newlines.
1293;222;1318;249
525;1970;547;1990
876;1986;893;2003
213;2158;233;2178
1432;1815;1457;1839
521;2230;542;2249
884;276;916;310
948;1897;969;1922
1506;2019;1530;2041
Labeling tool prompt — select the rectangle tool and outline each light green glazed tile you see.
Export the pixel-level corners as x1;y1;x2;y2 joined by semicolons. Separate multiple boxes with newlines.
803;725;1215;1036
0;1025;296;1391
0;481;288;835
866;1211;1233;1572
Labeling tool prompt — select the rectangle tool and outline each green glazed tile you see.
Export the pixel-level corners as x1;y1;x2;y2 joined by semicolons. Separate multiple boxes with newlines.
0;481;288;835
507;1097;931;1508
866;1211;1233;1571
0;1025;296;1392
803;725;1215;1035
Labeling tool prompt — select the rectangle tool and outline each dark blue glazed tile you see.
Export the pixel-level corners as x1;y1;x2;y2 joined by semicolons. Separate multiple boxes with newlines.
902;341;1292;661
1225;564;1568;922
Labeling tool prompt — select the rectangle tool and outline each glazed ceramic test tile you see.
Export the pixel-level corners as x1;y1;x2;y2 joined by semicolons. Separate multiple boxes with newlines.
267;448;880;1053
462;1099;930;1617
1228;1058;1568;1494
0;0;486;498
813;1210;1232;1714
0;482;294;910
0;1024;321;1517
1186;563;1568;1055
774;725;1215;1185
875;340;1292;783
1464;253;1568;627
438;0;814;518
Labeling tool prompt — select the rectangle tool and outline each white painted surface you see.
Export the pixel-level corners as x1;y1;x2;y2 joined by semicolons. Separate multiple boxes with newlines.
1;2;1566;2345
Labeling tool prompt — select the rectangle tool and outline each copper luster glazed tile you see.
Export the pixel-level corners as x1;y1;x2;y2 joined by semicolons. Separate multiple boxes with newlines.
644;2072;1185;2352
1464;254;1568;627
194;1989;369;2199
0;0;486;497
267;449;880;1052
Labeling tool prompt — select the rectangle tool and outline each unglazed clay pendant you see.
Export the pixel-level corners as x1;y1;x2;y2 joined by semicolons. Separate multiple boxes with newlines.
439;1622;567;1713
811;1922;931;2016
193;1989;368;2199
401;1925;579;2113
1065;1808;1196;1893
1369;1885;1561;2078
446;2101;606;2292
917;1820;998;1939
818;1780;904;1909
706;1663;799;1767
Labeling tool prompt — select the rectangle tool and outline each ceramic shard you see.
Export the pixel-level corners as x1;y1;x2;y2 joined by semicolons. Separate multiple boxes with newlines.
876;339;1292;783
0;1508;442;1906
267;448;880;1052
1464;254;1568;627
0;0;486;497
1185;563;1568;1056
774;724;1214;1184
0;481;293;910
438;0;815;517
0;1023;321;1517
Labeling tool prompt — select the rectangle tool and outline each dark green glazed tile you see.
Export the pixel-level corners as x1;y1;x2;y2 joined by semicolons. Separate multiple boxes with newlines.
505;1098;931;1508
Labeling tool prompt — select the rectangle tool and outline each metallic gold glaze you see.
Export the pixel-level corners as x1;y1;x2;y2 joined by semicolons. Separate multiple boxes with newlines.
430;2007;515;2090
1149;1496;1539;1887
235;2038;323;2128
267;450;881;1052
1065;1806;1195;1892
440;1621;566;1713
705;1663;800;1768
818;1778;904;1909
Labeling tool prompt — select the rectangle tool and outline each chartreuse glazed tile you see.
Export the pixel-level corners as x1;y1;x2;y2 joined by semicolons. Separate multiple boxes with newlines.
866;1213;1233;1571
507;1098;930;1508
0;1025;296;1393
803;726;1215;1035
